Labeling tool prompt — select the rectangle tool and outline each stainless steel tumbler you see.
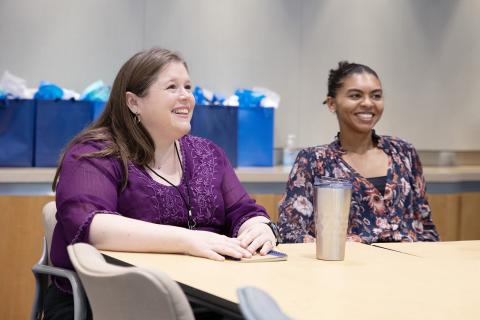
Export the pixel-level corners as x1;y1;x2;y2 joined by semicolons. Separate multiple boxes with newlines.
314;178;352;261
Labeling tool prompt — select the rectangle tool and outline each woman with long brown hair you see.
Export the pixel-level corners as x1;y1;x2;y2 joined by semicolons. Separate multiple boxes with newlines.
45;48;279;319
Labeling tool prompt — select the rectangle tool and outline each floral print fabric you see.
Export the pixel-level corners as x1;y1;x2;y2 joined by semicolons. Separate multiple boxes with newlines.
278;132;439;244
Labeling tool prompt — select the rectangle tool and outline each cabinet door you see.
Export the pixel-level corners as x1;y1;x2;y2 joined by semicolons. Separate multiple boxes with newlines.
427;193;461;241
250;194;284;223
0;196;54;320
460;192;480;240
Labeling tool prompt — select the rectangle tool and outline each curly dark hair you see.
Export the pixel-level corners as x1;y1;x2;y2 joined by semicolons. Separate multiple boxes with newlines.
323;61;379;104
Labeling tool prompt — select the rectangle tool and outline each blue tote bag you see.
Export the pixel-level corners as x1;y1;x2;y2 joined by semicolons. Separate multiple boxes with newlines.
0;99;35;166
35;100;93;167
237;107;274;167
190;105;238;167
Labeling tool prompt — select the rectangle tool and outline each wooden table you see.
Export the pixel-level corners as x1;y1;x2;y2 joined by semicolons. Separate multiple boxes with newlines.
102;242;480;320
373;240;480;259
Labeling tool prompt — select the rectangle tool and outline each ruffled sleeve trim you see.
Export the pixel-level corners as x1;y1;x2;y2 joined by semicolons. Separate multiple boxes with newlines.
71;209;121;245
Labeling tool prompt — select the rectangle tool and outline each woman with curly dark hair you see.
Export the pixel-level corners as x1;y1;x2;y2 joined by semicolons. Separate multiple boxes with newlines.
278;61;439;244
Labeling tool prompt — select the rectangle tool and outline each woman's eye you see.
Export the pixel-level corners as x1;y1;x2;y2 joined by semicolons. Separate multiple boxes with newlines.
349;94;361;99
185;84;192;91
372;94;383;100
166;84;176;90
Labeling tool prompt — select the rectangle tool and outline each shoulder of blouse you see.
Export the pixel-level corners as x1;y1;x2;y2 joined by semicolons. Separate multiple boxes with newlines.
379;135;417;156
64;139;109;159
298;143;335;161
62;139;123;175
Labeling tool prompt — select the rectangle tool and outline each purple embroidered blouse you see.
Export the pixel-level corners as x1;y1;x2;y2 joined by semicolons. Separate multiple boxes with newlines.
51;134;268;292
278;132;439;244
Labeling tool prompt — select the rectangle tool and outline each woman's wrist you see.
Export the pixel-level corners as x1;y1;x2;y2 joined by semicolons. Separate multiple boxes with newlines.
238;215;270;235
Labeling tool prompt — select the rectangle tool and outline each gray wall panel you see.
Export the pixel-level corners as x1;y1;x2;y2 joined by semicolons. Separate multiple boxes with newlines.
299;0;480;150
1;0;479;150
144;0;302;149
0;0;144;91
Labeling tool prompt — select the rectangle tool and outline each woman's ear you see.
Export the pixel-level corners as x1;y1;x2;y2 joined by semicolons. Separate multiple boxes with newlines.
326;96;336;113
125;91;139;114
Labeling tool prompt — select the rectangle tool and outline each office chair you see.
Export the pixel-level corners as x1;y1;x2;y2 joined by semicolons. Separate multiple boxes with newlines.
237;286;292;320
31;201;88;320
67;242;195;320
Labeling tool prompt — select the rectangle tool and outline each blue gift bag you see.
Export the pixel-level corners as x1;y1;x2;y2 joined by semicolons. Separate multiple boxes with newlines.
191;105;238;167
0;99;35;166
35;100;93;167
190;105;274;167
92;101;106;120
237;107;274;167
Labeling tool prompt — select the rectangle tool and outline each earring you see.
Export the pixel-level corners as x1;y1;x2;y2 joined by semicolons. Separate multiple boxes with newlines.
134;113;141;124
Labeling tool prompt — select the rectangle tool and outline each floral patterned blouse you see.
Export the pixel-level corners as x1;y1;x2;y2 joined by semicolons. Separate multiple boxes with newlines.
278;132;439;244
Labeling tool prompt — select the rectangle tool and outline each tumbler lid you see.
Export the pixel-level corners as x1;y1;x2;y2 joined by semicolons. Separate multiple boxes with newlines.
314;177;352;189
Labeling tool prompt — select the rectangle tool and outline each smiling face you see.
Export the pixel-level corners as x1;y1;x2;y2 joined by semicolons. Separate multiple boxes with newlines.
126;61;195;144
327;72;384;135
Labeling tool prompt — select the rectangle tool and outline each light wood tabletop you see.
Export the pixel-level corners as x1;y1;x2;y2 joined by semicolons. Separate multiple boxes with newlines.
372;240;480;259
102;242;480;320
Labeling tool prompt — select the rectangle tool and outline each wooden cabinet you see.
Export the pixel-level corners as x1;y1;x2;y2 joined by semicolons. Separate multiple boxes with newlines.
250;194;283;223
459;192;480;240
425;192;480;241
428;193;461;241
1;192;479;320
252;192;480;242
0;196;54;320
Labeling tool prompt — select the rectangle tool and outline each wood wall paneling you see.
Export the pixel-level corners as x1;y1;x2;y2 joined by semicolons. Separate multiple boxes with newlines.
427;193;461;241
459;192;480;240
254;193;467;242
1;192;478;319
0;196;54;320
251;194;284;223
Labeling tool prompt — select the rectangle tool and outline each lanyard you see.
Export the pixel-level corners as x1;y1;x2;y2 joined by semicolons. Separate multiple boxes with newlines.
145;142;196;229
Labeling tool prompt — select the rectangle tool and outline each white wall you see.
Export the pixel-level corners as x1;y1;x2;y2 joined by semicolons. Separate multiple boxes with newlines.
0;0;144;90
298;0;480;150
1;0;479;150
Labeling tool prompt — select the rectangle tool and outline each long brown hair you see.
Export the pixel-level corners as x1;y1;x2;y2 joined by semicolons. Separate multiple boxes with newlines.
53;48;188;191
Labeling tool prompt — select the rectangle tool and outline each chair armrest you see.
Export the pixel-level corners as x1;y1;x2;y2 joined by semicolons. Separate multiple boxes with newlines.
31;262;88;320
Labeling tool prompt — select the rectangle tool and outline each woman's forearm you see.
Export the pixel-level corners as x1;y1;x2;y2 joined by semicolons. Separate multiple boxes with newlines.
89;213;253;260
89;213;191;253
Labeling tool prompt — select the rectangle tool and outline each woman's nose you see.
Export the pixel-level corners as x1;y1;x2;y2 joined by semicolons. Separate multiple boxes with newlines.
178;87;191;99
361;96;374;107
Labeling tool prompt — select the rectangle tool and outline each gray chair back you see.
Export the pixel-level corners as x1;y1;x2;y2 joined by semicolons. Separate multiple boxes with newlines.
67;242;195;320
237;286;292;320
42;201;57;265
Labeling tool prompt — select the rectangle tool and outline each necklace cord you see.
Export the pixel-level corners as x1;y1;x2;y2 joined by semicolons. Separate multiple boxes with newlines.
145;142;196;229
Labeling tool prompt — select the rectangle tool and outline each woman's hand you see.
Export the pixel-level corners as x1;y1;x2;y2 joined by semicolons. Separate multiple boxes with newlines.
183;230;252;261
237;217;276;255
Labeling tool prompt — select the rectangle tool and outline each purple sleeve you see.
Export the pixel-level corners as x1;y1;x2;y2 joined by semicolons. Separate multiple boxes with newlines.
218;148;269;237
55;142;122;245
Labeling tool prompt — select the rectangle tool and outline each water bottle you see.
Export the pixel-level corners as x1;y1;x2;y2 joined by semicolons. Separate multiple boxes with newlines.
283;134;297;167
